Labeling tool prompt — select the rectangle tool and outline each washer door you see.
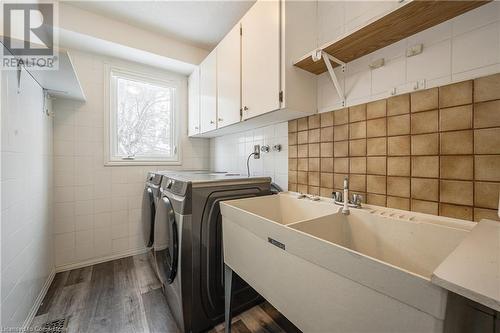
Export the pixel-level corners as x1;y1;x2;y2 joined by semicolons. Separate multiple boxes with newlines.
141;186;156;248
155;196;178;285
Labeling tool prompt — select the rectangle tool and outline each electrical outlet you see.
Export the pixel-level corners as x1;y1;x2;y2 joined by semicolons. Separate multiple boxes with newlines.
253;145;261;159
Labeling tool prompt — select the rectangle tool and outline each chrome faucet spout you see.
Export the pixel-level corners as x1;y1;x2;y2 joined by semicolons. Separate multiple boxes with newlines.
342;176;350;215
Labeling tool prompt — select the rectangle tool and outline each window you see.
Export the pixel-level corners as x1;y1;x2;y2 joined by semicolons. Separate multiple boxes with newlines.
107;67;179;164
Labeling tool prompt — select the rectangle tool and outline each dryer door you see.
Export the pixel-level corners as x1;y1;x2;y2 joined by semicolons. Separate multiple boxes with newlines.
141;186;156;248
155;196;179;285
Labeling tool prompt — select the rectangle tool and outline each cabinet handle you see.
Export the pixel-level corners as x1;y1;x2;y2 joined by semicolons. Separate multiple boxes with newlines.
210;120;215;124
194;126;199;130
218;118;223;122
243;106;249;111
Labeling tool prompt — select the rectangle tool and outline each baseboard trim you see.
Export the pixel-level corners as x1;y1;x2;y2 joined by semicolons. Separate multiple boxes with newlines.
22;267;56;330
55;247;150;273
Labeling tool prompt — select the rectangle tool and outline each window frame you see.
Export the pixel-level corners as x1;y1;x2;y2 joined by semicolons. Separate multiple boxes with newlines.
104;65;181;166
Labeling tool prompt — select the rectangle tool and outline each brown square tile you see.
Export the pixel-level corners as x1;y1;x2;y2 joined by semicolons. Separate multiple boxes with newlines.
474;128;500;154
297;131;308;144
288;132;298;145
367;137;387;156
387;114;410;136
349;121;366;139
334;158;349;173
349;104;366;122
334;124;348;141
367;175;386;194
475;182;500;209
474;208;500;222
289;145;297;158
308;143;320;158
412;156;439;178
388;136;411;156
349;139;367;156
289;158;297;171
308;172;320;186
440;156;473;180
297;117;308;131
411;110;438;134
387;177;410;197
308;158;320;171
334;141;348;157
367;100;386;119
387;94;410;116
440;130;473;155
367;157;386;175
333;108;348;125
297;158;308;171
350;157;366;174
321;158;334;172
333;173;348;189
440;105;472;132
308;186;320;196
308;129;320;143
350;175;366;192
412;178;439;201
440;180;473;206
474;100;500;128
321;112;334;127
411;87;438;113
320;142;333;157
387;157;410;176
320;187;334;198
320;172;333;188
474;73;500;103
387;196;410;210
411;200;438;215
288;120;298;133
366;118;387;138
297;184;308;193
308;114;320;129
320;127;334;142
297;144;308;158
288;171;297;184
288;183;297;192
475;155;500;181
297;171;308;184
440;204;473;221
439;80;473;108
367;193;386;206
412;133;439;155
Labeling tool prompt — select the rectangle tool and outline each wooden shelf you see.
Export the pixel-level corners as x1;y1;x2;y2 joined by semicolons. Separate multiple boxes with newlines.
294;0;490;75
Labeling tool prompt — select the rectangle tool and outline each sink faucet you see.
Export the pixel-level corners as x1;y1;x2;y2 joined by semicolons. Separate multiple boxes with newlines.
342;176;350;215
297;192;320;201
331;176;363;214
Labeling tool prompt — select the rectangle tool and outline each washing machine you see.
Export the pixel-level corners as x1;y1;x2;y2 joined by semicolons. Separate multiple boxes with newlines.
154;172;272;333
141;172;164;249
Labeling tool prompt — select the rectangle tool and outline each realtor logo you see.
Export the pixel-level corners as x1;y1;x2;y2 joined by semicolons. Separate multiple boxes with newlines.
3;3;54;56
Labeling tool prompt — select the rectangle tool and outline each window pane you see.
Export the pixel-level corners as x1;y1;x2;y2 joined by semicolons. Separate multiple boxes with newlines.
114;76;174;159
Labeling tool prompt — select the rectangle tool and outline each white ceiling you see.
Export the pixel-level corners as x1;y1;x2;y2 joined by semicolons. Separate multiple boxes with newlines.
68;1;256;50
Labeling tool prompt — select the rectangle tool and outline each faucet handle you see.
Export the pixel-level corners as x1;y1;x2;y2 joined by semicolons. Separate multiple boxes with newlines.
332;191;343;203
351;193;363;207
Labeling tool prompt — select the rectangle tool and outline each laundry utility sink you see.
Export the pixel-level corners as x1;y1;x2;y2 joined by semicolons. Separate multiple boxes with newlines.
221;192;476;333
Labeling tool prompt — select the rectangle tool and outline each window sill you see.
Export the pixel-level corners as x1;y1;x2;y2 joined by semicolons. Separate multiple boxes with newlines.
104;160;182;167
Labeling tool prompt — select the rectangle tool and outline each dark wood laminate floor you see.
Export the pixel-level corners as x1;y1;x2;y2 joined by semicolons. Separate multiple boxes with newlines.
32;254;301;333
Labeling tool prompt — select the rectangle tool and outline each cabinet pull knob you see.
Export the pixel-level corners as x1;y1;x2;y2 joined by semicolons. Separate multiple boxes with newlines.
194;126;199;130
243;106;249;111
210;120;215;124
218;118;223;122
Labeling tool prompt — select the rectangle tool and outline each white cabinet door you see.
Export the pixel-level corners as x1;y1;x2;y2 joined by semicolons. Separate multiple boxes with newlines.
188;67;200;136
200;50;217;133
217;24;241;128
241;0;280;120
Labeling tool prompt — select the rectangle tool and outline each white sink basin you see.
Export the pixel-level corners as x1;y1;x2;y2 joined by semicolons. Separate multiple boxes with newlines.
221;192;476;333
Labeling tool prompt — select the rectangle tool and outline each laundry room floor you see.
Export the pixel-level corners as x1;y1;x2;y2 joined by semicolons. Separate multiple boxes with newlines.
31;254;300;333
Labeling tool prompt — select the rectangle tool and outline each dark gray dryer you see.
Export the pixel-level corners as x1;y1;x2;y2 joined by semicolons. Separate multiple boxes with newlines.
141;172;164;249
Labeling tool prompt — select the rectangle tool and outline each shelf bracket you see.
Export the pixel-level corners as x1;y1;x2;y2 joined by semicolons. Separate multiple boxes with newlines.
313;50;346;106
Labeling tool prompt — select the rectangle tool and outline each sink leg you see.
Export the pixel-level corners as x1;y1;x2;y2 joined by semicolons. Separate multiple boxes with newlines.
224;264;233;333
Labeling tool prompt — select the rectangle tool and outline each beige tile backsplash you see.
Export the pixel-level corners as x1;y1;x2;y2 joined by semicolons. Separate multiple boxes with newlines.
288;73;500;222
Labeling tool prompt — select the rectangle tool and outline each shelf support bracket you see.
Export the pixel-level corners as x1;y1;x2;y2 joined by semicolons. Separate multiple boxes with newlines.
313;50;346;106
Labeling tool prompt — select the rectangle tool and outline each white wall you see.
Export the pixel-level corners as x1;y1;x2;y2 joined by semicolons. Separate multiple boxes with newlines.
52;50;210;269
318;1;500;112
1;68;54;327
210;123;289;190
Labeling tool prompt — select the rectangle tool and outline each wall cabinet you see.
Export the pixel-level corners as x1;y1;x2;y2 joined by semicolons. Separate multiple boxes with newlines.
199;50;217;133
190;0;317;138
217;24;241;128
188;67;201;136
